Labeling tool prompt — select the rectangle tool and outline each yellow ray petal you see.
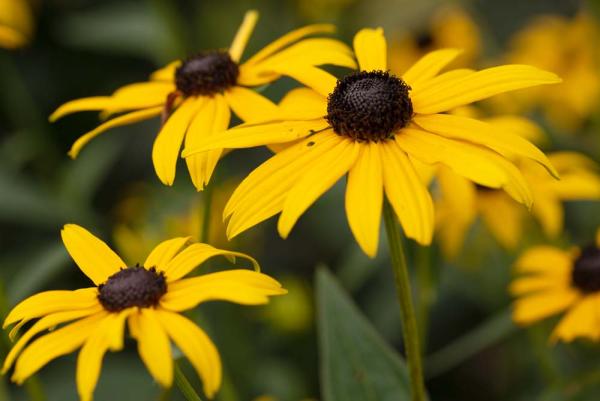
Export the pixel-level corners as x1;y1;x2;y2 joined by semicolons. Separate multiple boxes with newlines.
551;295;600;342
477;191;525;249
228;10;259;63
2;306;102;374
382;140;434;245
157;310;222;398
531;193;563;237
278;65;338;98
509;275;568;296
225;86;278;122
150;61;181;82
50;97;115;122
101;82;174;117
278;138;359;238
514;246;573;275
11;312;106;384
61;224;126;285
353;28;386;71
160;270;286;311
144;237;191;271
401;48;463;87
278;88;327;120
345;144;383;257
413;114;558;178
161;243;259;282
548;172;600;200
68;106;163;159
512;288;579;325
133;309;173;388
152;99;204;186
184;95;230;190
409;68;474;93
484;115;546;145
411;64;561;114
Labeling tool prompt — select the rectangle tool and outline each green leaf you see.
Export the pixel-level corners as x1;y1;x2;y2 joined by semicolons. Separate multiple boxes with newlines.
316;267;411;401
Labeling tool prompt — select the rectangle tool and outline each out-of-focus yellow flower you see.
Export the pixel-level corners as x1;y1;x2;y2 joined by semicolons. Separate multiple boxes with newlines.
435;113;600;257
511;231;600;342
2;224;286;400
498;13;600;132
262;277;312;333
49;10;356;190
0;0;33;49
389;6;481;74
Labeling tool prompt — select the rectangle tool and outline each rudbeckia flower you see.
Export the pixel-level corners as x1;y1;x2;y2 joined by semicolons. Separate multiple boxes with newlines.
0;0;34;49
183;28;560;257
2;224;286;400
511;230;600;342
49;10;356;190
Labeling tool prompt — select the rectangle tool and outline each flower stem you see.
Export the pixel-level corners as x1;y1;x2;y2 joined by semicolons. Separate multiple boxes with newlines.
174;363;203;401
200;182;213;244
382;201;426;401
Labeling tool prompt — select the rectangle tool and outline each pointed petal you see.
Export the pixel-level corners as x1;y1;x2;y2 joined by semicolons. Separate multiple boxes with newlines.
50;97;115;122
551;295;600;342
345;144;383;257
150;61;181;82
144;237;191;271
101;82;174;117
224;86;278;122
61;224;126;285
228;10;259;62
133;309;173;387
401;48;463;87
353;28;387;71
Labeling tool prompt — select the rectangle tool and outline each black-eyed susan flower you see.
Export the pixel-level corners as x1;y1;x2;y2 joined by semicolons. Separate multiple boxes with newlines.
49;10;356;190
511;230;600;342
0;0;34;49
2;224;286;400
183;28;560;257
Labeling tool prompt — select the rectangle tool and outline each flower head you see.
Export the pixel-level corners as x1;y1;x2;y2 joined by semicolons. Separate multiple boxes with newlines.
2;224;286;400
511;230;600;342
184;28;560;257
49;10;356;190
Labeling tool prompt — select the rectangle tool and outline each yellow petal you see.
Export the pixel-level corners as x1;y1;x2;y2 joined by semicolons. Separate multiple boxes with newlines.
411;64;561;114
152;99;204;186
278;137;359;238
345;144;383;258
278;88;327;120
509;275;568;296
50;97;115;122
101;82;174;117
512;288;579;325
228;10;259;63
402;48;463;87
150;61;181;82
353;28;386;71
61;224;126;285
68;106;162;159
382;140;434;245
144;237;191;271
278;65;338;98
133;309;173;387
514;246;574;276
225;86;278;122
551;295;600;342
184;95;230;190
11;312;106;384
531;193;563;237
484;115;546;145
413;114;558;178
477;191;524;249
161;243;259;282
161;270;286;312
157;310;222;398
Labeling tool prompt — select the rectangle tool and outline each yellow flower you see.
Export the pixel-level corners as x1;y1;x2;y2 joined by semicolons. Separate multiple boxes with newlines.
184;28;560;257
499;13;600;131
49;10;356;190
2;224;286;400
0;0;33;49
511;232;600;342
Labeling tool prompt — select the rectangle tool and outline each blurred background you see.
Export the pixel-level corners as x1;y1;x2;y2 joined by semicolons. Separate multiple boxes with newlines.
1;0;600;400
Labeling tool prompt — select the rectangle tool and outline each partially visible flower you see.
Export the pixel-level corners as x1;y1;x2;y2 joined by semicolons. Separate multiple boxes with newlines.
511;231;600;342
498;13;600;131
2;224;286;400
184;28;559;257
50;10;356;190
389;6;481;73
261;277;312;333
0;0;33;49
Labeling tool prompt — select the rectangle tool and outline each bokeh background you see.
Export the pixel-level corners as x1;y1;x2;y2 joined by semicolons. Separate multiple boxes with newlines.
1;0;600;400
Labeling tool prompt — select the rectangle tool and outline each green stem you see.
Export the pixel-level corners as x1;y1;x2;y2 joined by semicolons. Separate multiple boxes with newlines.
200;182;213;244
415;245;434;353
382;201;426;401
174;363;203;401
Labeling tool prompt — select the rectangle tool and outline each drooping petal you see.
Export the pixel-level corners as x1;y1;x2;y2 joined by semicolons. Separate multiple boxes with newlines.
277;137;359;238
161;243;259;282
11;312;106;384
101;82;175;117
228;10;259;62
68;106;163;159
160;270;286;311
61;224;126;285
157;310;222;398
551;295;600;342
224;86;278;122
131;309;173;388
512;288;579;325
411;64;561;114
152;99;204;186
401;48;463;87
345;143;383;257
50;97;115;122
353;28;387;71
381;140;434;245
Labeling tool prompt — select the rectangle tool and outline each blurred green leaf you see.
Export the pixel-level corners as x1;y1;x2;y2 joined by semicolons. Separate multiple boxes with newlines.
316;267;410;401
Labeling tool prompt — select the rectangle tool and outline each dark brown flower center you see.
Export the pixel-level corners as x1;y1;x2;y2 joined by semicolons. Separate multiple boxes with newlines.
326;71;413;142
572;245;600;293
98;266;167;312
175;51;239;97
